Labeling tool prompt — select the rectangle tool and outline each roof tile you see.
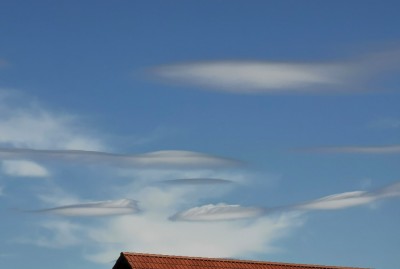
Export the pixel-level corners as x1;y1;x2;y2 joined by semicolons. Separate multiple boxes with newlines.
114;252;368;269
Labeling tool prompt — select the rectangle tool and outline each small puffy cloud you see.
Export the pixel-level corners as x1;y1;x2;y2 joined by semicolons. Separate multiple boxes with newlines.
305;145;400;154
153;62;350;93
1;160;49;177
170;203;266;221
27;199;140;217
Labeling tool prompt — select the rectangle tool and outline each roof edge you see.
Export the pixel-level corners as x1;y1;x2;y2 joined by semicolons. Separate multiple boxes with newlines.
121;252;370;269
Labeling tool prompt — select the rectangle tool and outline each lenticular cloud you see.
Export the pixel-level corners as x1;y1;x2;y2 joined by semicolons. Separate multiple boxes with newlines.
160;178;234;186
170;203;266;221
170;182;400;221
28;199;140;217
154;61;351;93
0;148;242;169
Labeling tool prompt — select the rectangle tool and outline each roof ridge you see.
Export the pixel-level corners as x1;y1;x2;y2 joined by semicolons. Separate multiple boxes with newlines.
121;252;367;269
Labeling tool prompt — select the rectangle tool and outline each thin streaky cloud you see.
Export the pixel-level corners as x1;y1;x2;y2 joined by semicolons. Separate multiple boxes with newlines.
159;178;234;186
169;203;266;221
293;191;375;210
304;145;400;154
0;148;242;168
292;181;400;211
171;182;400;221
24;199;140;217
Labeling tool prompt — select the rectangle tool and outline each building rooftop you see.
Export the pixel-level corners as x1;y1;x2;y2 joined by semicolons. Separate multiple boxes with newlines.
112;252;369;269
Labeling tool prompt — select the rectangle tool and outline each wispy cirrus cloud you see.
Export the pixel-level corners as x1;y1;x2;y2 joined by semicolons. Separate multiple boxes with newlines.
16;220;84;248
0;96;105;151
25;199;140;217
304;145;400;154
1;160;49;177
0;90;107;178
0;148;242;169
151;49;400;94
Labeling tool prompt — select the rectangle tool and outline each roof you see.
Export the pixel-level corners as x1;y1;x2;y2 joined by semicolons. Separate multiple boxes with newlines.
112;252;369;269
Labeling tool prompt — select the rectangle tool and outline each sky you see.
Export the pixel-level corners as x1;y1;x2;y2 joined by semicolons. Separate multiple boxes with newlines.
0;1;399;269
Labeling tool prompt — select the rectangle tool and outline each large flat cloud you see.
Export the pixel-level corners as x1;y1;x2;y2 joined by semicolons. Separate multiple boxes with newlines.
151;49;400;94
0;148;242;169
153;62;350;93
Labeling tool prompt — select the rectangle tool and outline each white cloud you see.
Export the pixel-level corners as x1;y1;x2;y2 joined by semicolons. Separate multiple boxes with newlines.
152;49;400;94
0;148;242;169
34;220;83;248
294;191;376;210
0;94;105;151
24;168;296;264
29;199;140;217
170;182;400;221
306;145;400;154
170;203;265;221
85;212;302;264
154;62;350;93
1;160;49;177
160;178;234;185
284;181;400;212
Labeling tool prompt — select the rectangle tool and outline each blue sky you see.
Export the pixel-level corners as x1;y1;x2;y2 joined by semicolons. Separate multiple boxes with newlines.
0;1;399;269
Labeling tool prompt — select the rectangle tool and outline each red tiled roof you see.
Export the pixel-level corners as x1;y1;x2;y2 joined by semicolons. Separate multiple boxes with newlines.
112;252;369;269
